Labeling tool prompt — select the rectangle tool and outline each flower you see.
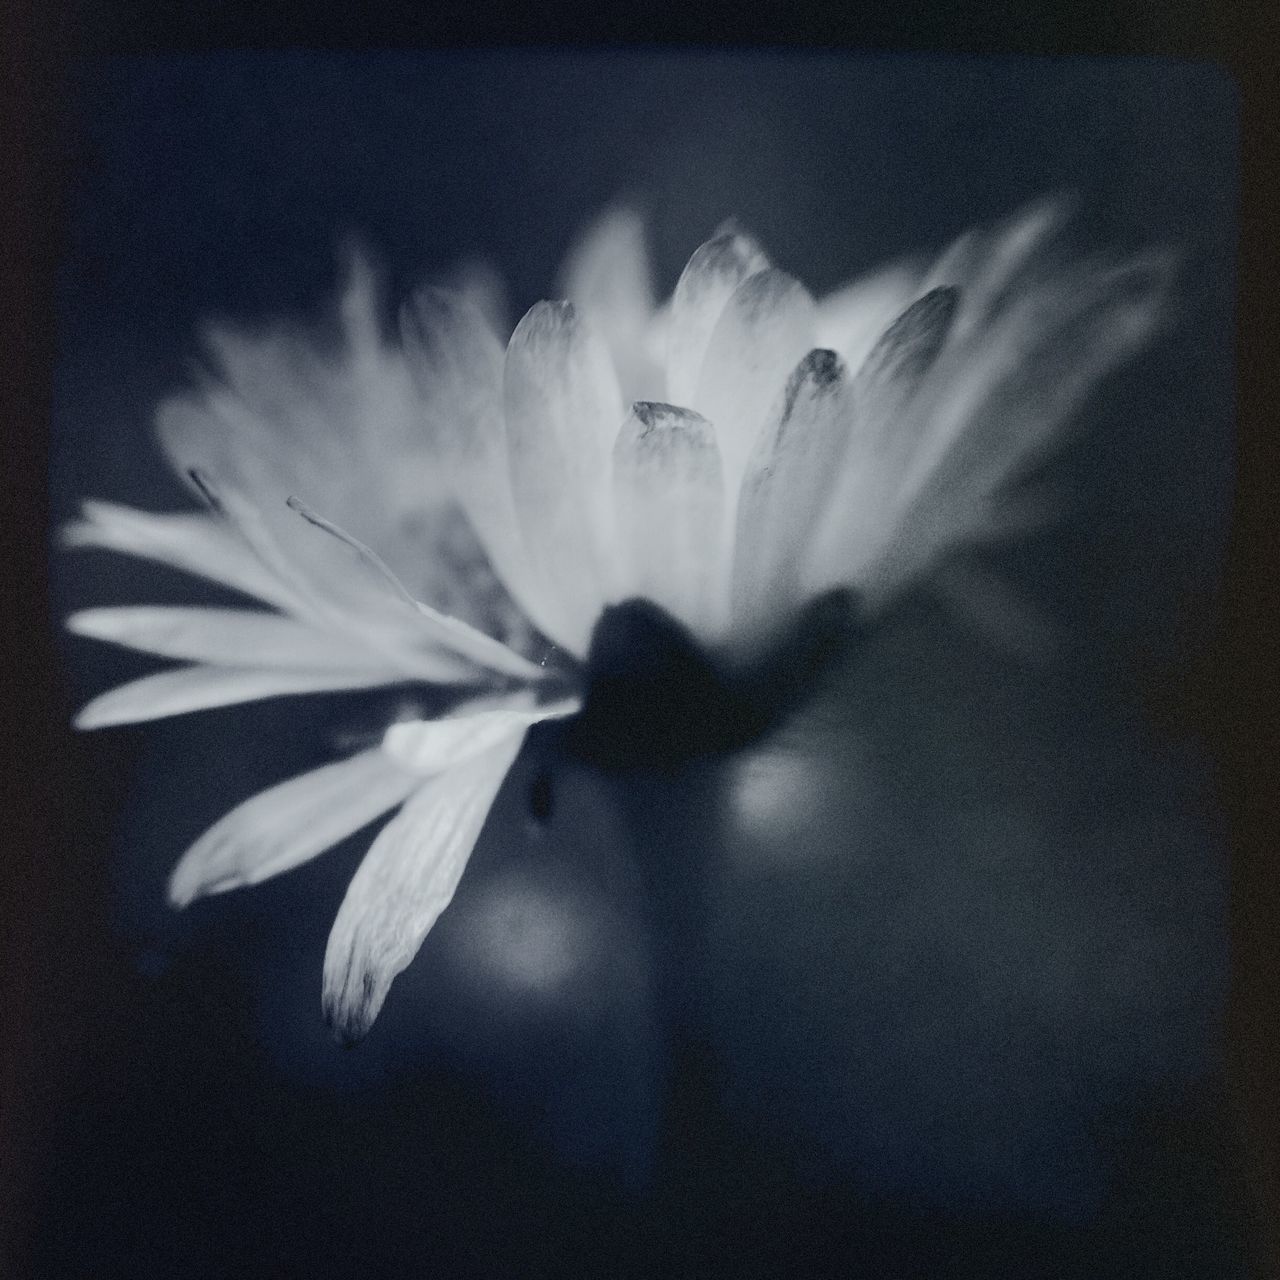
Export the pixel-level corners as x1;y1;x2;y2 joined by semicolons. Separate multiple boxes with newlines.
63;197;1171;1041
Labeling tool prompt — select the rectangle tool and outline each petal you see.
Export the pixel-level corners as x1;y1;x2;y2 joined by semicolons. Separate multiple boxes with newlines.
558;205;660;403
925;195;1071;340
382;698;580;776
611;402;727;637
801;289;960;596
847;285;959;461
65;605;410;673
692;268;817;497
322;729;525;1042
60;501;293;610
168;748;422;907
503;301;624;654
665;228;770;406
815;260;924;374
287;497;547;683
811;249;1174;609
399;287;561;643
74;664;404;730
732;349;853;634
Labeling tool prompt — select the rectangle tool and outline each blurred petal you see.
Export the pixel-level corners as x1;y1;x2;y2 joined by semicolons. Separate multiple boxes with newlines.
503;301;624;655
693;268;817;496
732;349;853;633
155;251;450;608
558;205;660;403
382;698;580;776
322;729;525;1042
66;605;403;672
924;195;1071;340
74;664;404;730
168;748;421;907
665;229;769;406
612;402;727;637
815;260;923;374
61;501;293;611
811;249;1174;609
287;497;546;682
399;287;559;643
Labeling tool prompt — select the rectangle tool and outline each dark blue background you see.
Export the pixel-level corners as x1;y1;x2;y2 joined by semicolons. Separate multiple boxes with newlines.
44;51;1243;1277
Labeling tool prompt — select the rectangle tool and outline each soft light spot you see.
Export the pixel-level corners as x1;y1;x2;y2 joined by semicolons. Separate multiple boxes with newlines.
725;746;821;850
461;876;586;996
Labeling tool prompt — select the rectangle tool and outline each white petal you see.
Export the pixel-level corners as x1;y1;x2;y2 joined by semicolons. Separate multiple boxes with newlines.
692;268;817;498
665;228;769;407
65;605;407;673
322;729;525;1042
60;501;293;610
399;287;564;645
925;195;1070;341
814;250;1174;609
74;664;404;730
503;301;624;655
815;260;923;374
558;205;660;404
732;349;853;634
382;698;580;776
802;288;960;596
156;251;450;608
611;401;727;637
287;497;547;683
168;748;422;907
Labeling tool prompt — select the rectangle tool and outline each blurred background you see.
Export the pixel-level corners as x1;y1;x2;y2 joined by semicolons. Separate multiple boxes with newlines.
14;47;1257;1277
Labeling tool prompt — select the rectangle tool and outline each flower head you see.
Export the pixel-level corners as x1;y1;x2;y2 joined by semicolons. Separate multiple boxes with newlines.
63;197;1172;1040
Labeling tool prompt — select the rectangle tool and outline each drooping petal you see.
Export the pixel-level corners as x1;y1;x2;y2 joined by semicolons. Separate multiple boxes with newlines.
168;748;422;907
322;729;525;1042
732;349;854;633
692;268;817;498
74;664;405;730
558;205;661;403
382;699;581;776
503;301;624;655
65;605;413;673
611;402;727;637
665;229;770;407
60;501;294;611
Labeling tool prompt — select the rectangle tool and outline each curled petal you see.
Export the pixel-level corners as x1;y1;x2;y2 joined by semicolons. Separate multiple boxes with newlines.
168;748;422;907
612;402;728;637
665;228;770;406
322;729;525;1043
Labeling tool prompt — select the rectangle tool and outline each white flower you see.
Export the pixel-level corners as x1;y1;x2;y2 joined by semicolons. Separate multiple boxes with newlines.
63;197;1171;1040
